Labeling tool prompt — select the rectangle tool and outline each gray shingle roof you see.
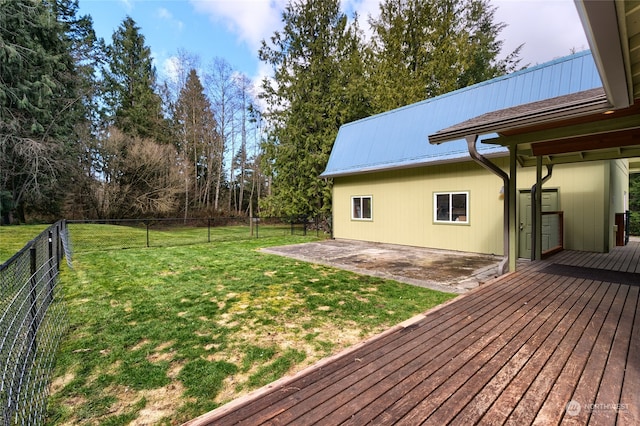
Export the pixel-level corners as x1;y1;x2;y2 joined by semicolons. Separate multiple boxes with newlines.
428;87;608;144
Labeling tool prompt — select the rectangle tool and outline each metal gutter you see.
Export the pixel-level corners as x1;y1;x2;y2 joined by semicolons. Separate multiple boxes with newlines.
319;150;509;179
466;135;510;275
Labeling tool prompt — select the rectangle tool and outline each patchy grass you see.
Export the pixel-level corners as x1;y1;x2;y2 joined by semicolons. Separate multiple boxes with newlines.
45;226;456;424
0;224;50;262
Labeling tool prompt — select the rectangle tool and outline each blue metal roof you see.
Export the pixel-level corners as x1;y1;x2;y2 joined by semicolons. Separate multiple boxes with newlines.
321;51;603;178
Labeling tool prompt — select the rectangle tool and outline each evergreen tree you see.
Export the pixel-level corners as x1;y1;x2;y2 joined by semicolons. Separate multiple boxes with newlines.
102;16;169;142
259;0;370;218
95;16;177;217
0;0;88;222
368;0;522;111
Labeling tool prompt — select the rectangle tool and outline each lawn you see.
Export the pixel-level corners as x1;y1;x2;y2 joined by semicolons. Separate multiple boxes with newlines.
0;224;50;262
45;224;456;424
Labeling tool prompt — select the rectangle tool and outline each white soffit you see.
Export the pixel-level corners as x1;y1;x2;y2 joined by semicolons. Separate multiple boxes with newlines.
575;0;633;108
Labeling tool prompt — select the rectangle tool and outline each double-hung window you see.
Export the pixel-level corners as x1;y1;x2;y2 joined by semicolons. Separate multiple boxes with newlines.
434;192;469;223
352;196;372;220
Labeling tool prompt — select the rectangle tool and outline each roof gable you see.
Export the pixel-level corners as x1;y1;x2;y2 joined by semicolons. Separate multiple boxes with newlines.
321;51;603;178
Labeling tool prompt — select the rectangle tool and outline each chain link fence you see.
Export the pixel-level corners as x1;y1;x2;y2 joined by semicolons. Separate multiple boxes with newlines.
0;221;68;425
67;216;329;252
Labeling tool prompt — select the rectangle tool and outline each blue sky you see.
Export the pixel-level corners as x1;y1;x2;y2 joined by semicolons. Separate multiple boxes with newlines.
78;0;589;90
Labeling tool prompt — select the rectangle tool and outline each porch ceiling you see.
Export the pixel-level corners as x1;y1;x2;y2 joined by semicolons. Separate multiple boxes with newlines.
623;1;640;99
430;89;640;168
483;100;640;167
575;0;640;107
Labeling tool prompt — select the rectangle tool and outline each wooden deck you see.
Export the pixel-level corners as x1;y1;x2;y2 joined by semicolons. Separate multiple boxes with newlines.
185;242;640;425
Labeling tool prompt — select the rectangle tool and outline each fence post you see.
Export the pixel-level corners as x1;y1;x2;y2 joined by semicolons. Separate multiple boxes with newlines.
29;247;38;353
145;221;150;247
208;218;211;243
59;221;65;264
48;231;55;304
56;225;61;270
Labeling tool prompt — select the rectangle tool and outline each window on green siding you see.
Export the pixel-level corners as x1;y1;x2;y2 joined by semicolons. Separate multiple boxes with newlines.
434;192;468;223
352;196;372;220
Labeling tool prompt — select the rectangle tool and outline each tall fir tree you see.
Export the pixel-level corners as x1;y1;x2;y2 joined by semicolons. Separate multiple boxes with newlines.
102;16;169;143
259;0;370;218
368;0;522;111
94;16;179;218
0;0;88;222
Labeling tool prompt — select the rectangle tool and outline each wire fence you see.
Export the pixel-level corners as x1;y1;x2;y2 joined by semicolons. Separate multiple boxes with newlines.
67;216;329;252
0;215;326;424
0;220;68;425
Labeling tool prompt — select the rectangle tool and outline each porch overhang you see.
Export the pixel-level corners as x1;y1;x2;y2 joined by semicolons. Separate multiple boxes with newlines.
574;0;634;108
428;89;640;168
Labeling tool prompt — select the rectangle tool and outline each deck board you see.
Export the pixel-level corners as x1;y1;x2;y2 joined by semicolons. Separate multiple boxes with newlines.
618;289;640;424
506;279;607;425
532;282;617;425
356;273;568;425
185;241;640;426
401;276;583;425
590;285;637;425
258;270;544;425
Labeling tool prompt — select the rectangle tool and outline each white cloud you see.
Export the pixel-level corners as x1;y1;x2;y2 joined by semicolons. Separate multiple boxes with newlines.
346;0;588;66
119;0;133;12
189;0;288;51
341;0;380;21
185;0;587;95
162;55;182;84
157;7;172;20
156;7;184;32
493;0;588;65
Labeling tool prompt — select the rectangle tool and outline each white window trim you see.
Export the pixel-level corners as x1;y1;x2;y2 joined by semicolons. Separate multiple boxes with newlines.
434;191;469;224
351;195;373;221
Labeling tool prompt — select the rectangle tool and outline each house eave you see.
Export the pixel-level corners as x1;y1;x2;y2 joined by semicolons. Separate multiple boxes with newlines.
574;0;634;108
428;89;611;146
320;151;509;179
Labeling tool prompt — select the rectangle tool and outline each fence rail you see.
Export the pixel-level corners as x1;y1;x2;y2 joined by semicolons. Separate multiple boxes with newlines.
0;220;68;425
0;216;324;423
67;216;327;252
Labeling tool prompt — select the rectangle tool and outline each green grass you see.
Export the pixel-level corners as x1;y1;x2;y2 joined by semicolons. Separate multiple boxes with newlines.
0;224;50;262
41;225;456;424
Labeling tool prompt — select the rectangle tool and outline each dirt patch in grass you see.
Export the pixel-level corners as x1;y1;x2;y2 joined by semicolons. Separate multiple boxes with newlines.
130;383;186;425
50;372;75;394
